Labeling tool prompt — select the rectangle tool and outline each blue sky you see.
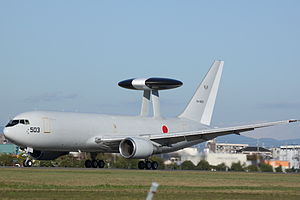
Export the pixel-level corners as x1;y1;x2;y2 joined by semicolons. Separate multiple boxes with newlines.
0;1;299;139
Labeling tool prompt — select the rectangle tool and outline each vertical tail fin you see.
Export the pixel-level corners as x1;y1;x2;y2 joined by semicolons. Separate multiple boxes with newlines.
178;61;224;125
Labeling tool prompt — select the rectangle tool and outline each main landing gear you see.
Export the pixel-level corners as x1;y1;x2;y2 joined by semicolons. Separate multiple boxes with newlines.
138;160;158;170
84;159;105;168
84;153;105;168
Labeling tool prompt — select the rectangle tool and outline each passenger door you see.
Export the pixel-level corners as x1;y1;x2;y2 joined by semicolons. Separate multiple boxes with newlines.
43;118;51;133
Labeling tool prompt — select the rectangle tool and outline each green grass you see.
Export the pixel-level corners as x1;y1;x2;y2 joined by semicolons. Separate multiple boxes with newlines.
0;168;300;200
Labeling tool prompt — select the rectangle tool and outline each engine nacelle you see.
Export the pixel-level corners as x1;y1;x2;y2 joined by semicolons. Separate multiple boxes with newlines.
29;150;68;160
119;137;155;159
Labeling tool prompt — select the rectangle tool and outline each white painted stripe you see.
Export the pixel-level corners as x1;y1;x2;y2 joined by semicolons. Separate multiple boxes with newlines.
132;78;151;90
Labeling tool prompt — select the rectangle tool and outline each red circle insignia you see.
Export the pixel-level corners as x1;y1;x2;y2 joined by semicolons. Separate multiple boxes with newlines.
162;125;168;133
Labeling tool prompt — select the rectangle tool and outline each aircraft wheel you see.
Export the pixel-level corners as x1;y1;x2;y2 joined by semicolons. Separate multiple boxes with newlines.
91;160;98;168
138;161;145;170
85;160;92;168
24;159;33;167
97;160;105;168
151;161;158;170
23;160;28;167
26;160;33;167
145;161;152;170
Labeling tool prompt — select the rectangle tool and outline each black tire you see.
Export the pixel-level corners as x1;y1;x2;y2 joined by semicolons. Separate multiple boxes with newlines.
138;161;145;170
91;160;98;168
23;160;28;167
97;160;105;168
24;160;32;167
85;160;92;168
151;161;158;170
26;160;33;167
145;161;152;170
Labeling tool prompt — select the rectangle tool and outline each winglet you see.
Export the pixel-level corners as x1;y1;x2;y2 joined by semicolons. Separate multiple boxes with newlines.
179;61;224;125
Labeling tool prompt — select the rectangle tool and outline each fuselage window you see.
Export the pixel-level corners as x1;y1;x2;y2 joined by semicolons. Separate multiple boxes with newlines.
20;120;25;124
25;120;30;125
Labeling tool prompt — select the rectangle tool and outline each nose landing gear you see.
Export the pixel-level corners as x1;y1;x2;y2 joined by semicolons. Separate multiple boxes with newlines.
23;147;33;167
138;160;158;170
23;158;33;167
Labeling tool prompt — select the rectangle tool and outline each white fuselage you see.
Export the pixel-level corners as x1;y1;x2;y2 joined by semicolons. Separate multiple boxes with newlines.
4;111;207;153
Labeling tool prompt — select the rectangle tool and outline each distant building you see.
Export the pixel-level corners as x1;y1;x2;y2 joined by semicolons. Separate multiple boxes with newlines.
0;134;19;154
271;145;300;169
176;147;204;165
237;147;272;159
205;153;248;167
205;139;248;154
265;160;289;171
0;144;19;155
171;140;250;167
164;157;181;166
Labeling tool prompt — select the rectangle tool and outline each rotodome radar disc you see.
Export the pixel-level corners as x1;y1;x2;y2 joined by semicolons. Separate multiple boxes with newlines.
118;77;183;90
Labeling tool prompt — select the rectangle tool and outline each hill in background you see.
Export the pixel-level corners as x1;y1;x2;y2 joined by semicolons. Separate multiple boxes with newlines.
214;134;300;147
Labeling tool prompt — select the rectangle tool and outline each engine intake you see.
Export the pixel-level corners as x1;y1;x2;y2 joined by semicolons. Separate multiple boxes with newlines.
119;137;155;159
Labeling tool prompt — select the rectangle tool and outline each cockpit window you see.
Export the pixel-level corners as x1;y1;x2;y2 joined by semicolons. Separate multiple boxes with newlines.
6;120;19;127
5;119;30;127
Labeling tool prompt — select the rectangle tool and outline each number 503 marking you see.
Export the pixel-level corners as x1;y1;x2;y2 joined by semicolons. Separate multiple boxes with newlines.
30;127;40;133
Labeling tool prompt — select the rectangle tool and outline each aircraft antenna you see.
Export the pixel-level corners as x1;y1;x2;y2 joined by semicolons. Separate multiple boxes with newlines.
118;77;182;118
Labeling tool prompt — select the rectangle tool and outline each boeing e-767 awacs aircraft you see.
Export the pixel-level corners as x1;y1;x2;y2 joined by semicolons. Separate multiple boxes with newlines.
3;61;298;169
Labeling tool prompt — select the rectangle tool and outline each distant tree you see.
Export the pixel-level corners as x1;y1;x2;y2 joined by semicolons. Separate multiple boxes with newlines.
214;163;227;171
111;156;139;169
16;153;26;166
0;154;14;166
181;160;196;170
165;163;179;170
275;165;283;173
246;165;259;172
230;162;244;172
285;167;297;173
39;160;54;167
259;163;273;172
196;160;211;171
149;156;165;169
56;155;84;168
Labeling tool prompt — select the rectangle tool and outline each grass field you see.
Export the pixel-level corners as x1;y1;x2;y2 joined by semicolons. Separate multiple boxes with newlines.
0;168;300;200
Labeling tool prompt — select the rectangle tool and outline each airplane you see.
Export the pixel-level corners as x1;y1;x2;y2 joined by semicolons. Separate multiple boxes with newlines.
3;61;298;169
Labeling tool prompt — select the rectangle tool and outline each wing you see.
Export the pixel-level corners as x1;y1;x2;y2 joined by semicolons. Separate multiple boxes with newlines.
92;119;298;151
148;119;298;146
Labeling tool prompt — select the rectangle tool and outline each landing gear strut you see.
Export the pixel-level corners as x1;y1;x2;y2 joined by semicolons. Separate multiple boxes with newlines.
23;147;33;167
138;160;158;170
84;153;105;168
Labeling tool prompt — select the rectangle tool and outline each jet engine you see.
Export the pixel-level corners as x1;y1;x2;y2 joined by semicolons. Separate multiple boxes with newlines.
29;150;68;160
119;137;155;159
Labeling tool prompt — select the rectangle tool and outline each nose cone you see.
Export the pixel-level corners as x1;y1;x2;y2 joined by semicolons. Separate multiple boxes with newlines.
3;127;7;135
3;127;16;143
3;127;10;140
